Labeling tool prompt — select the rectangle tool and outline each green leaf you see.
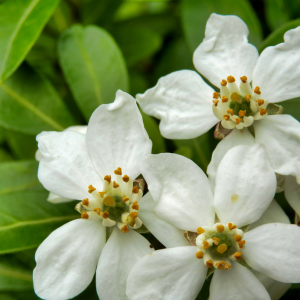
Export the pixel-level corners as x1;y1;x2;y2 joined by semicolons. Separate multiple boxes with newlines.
174;146;192;159
0;160;78;254
264;0;290;31
0;0;60;82
0;148;13;163
58;25;129;121
0;63;75;135
259;19;300;52
181;0;262;52
112;27;162;66
278;98;300;122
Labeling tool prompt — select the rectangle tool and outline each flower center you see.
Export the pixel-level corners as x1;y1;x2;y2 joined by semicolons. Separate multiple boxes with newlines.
195;223;246;270
75;167;143;233
212;76;268;130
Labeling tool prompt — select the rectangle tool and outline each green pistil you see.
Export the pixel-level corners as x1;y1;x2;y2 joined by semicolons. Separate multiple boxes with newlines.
104;195;127;222
229;96;252;117
210;233;232;256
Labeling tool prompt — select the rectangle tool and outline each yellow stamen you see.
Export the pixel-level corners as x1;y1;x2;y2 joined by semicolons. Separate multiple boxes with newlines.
93;208;101;215
213;92;219;99
235;118;242;125
82;198;89;206
123;195;130;203
217;244;227;254
224;263;232;270
130;212;138;219
238;240;246;249
216;225;224;233
81;211;89;219
215;261;224;270
103;196;115;207
132;201;139;210
259;108;267;116
222;96;228;103
120;225;129;233
104;175;111;184
256;99;264;106
197;227;205;235
206;260;213;268
240;76;247;83
99;191;105;198
114;167;122;175
113;181;119;188
102;211;109;219
234;252;242;260
238;110;246;117
227;108;234;116
230;92;240;102
234;234;242;242
228;223;237;230
132;186;139;194
254;86;261;95
223;114;230;121
202;241;210;250
212;100;219;106
122;175;129;182
245;95;251;102
227;75;235;83
196;251;203;259
212;237;220;245
220;79;227;86
88;185;96;193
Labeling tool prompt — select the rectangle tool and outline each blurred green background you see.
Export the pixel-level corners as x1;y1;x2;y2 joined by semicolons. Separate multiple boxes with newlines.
0;0;300;299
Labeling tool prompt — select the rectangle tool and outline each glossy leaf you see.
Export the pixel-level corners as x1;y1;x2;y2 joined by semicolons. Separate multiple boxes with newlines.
0;64;75;135
0;160;78;254
0;0;60;82
181;0;262;52
58;25;129;121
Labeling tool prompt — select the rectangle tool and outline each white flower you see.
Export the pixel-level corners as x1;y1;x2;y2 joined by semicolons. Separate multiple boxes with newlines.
137;13;300;183
33;91;188;300
126;144;300;300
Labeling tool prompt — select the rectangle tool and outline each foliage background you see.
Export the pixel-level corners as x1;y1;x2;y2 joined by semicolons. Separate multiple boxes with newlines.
0;0;299;299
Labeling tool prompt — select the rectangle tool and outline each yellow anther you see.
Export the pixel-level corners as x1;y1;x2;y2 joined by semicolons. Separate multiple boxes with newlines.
240;76;247;83
81;211;89;219
223;114;230;121
245;95;251;102
222;96;228;103
238;240;246;249
114;167;122;175
227;108;234;116
212;100;219;106
259;108;267;116
202;241;210;250
122;175;129;182
256;99;265;106
230;92;240;102
197;227;205;235
132;186;139;194
234;252;242;260
216;225;224;233
238;110;246;117
206;260;213;268
235;118;242;125
254;86;261;95
120;225;129;233
220;79;227;86
196;251;203;259
122;195;130;203
113;181;119;188
103;196;115;207
102;211;109;219
217;244;227;254
82;198;89;206
227;76;235;83
224;263;232;270
88;185;96;193
228;223;237;230
212;237;220;245
130;212;138;219
215;261;224;270
93;208;101;215
99;191;105;198
104;175;111;184
234;234;242;242
213;92;219;99
132;201;139;210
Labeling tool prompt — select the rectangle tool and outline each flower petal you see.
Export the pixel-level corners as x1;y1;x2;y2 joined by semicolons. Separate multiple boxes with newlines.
214;144;276;227
47;192;74;203
249;200;290;231
254;115;300;182
136;70;218;139
141;153;215;231
284;176;300;216
252;270;291;300
96;226;153;300
207;128;255;190
126;246;206;300
210;262;270;300
193;13;258;88
33;219;105;300
244;223;300;283
37;131;103;200
252;26;300;103
86;90;152;179
138;192;190;248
